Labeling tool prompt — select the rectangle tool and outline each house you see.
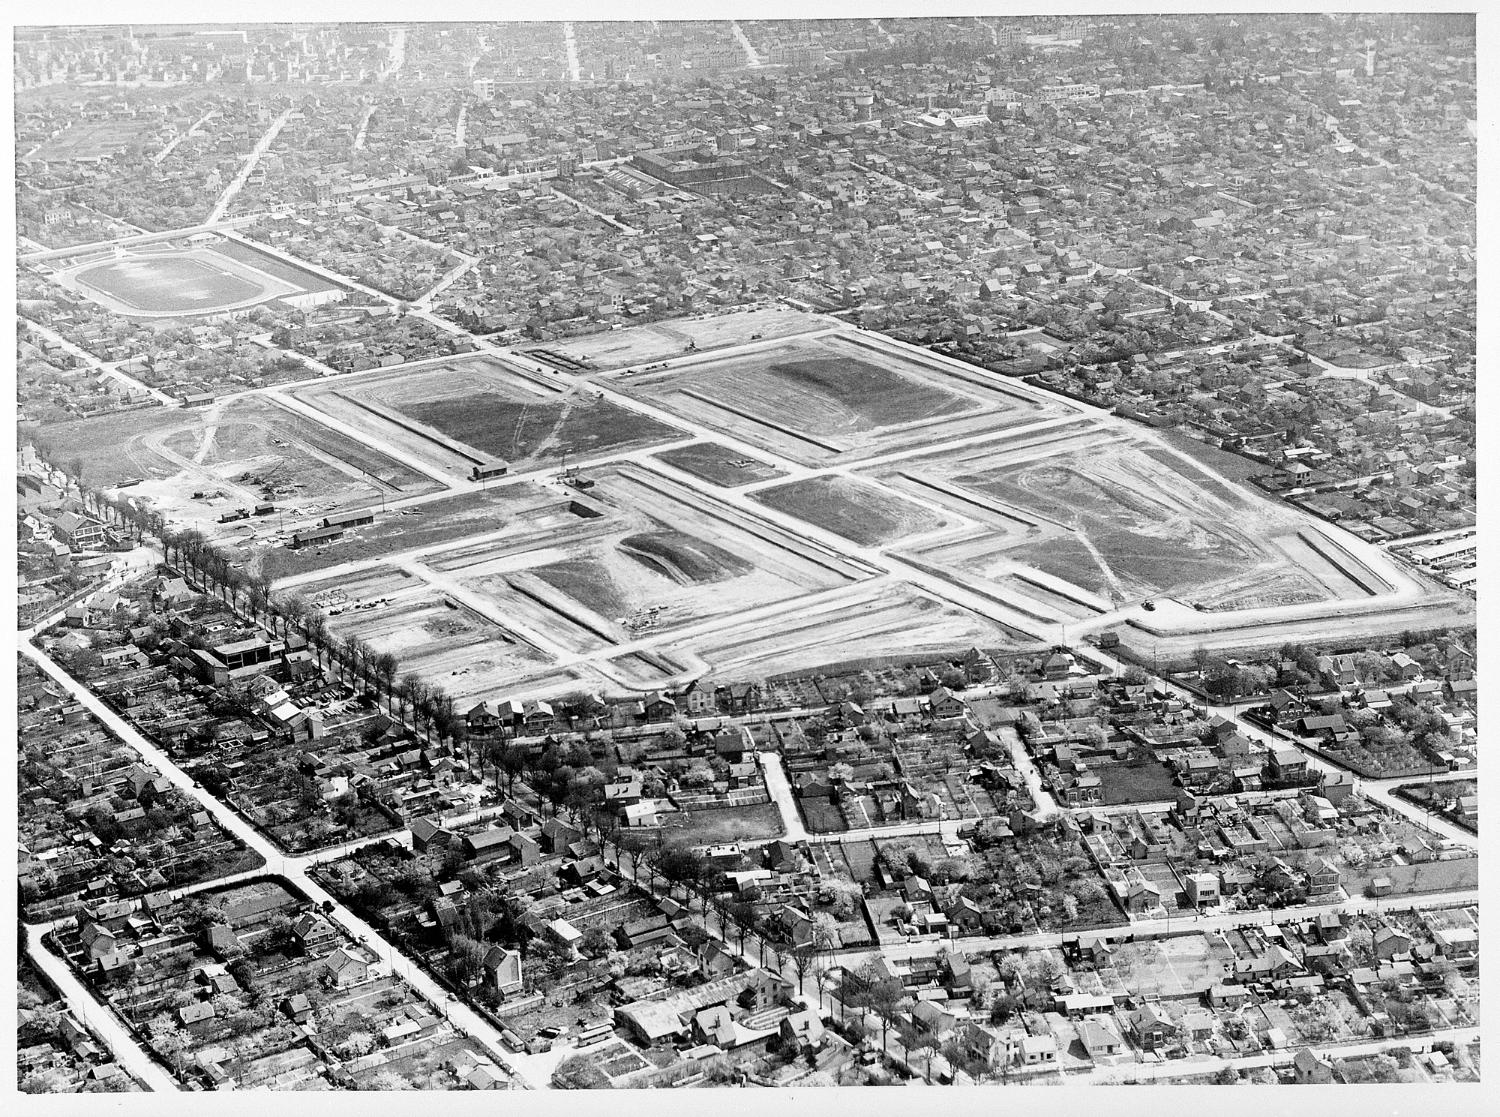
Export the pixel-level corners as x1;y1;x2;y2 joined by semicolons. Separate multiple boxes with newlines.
483;946;524;995
178;1000;217;1026
319;946;371;988
52;511;106;550
462;826;517;863
465;701;501;735
1268;745;1308;781
464;1062;507;1090
1124;873;1161;914
1305;857;1342;898
540;818;582;854
1373;927;1413;962
1180;1009;1215;1042
410;816;455;854
1012;1033;1059;1068
280;993;314;1024
911;999;957;1037
779;1008;826;1051
1292;1047;1337;1084
1078;1014;1124;1060
1184;872;1220;909
642;691;678;721
1126;1003;1177;1052
927;686;968;719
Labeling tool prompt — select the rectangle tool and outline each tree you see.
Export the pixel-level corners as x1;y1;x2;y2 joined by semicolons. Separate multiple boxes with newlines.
552;1054;612;1089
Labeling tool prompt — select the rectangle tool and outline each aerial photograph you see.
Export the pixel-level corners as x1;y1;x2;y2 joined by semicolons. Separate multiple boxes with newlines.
12;8;1480;1096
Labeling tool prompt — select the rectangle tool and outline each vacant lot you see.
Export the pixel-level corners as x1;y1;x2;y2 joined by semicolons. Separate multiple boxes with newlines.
29;119;155;161
661;801;784;844
653;441;787;487
537;306;822;369
662;343;977;438
401;390;683;466
752;475;950;546
1094;757;1178;805
262;488;563;583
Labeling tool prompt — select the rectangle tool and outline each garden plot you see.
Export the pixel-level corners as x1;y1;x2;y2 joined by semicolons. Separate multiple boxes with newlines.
292;356;686;480
610;330;1063;465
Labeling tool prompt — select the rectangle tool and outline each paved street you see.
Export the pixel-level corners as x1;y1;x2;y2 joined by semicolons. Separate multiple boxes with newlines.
19;638;534;1089
23;931;182;1091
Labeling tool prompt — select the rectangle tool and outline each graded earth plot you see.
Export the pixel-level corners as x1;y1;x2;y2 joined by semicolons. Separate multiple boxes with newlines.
51;396;442;538
294;566;570;703
423;463;871;660
749;473;960;547
259;487;557;583
45;241;329;318
609;329;1069;465
526;304;825;370
289;355;688;480
877;418;1393;621
652;440;789;487
677;580;1035;682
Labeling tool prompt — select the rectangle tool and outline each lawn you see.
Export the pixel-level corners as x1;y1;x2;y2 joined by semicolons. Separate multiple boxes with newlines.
751;475;948;546
400;390;684;467
660;802;785;844
653;441;788;487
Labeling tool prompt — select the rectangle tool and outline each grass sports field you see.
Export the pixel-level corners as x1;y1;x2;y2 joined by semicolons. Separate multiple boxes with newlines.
63;247;300;317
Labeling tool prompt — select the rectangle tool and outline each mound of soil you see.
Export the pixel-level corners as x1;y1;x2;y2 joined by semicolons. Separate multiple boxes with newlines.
618;530;751;584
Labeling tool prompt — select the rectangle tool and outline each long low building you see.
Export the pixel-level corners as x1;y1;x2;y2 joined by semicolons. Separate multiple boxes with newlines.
292;525;344;549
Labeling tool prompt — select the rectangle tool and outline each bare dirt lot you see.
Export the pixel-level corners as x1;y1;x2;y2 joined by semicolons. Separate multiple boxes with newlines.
652;440;788;487
434;464;867;655
611;331;1062;465
532;305;824;369
49;396;441;540
750;474;954;546
292;356;687;478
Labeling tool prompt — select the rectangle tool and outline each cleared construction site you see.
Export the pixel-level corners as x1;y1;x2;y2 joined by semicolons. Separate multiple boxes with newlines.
114;312;1466;700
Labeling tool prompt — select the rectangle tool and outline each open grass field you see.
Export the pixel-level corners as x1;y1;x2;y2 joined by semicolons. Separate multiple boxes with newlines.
28;119;155;161
751;474;952;546
652;441;787;487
